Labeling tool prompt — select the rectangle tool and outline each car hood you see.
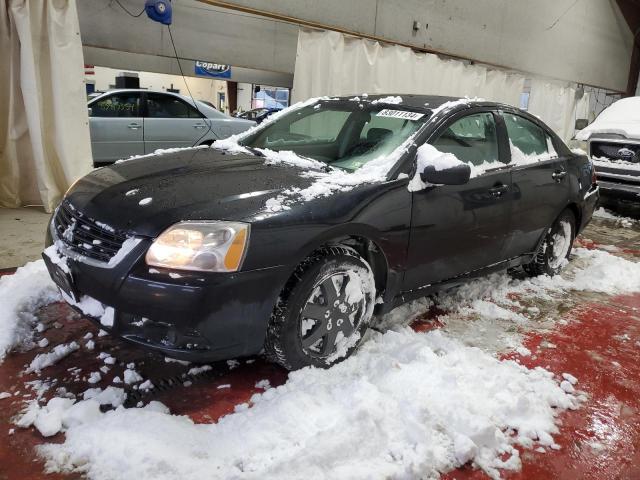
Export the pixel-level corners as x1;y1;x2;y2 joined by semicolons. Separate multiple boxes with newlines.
66;147;315;237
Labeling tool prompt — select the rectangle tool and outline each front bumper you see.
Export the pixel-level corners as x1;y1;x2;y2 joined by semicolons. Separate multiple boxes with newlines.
597;177;640;203
45;226;290;362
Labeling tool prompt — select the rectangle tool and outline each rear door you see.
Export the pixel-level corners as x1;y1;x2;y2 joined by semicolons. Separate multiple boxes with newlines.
89;92;143;164
500;112;571;258
143;92;210;152
403;109;514;290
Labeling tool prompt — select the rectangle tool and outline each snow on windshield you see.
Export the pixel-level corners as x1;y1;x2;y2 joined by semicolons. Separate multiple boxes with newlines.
214;97;486;212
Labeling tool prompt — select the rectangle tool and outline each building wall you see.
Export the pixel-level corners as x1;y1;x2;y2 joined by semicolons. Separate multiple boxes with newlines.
78;0;634;92
236;83;253;112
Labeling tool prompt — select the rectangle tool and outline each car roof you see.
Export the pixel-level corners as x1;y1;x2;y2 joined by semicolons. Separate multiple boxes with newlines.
329;94;510;113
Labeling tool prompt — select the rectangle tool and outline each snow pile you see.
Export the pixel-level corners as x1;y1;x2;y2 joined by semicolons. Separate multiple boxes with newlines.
593;207;637;227
59;289;114;328
0;261;60;362
531;248;640;295
576;97;640;141
439;248;640;311
27;342;80;373
37;328;577;480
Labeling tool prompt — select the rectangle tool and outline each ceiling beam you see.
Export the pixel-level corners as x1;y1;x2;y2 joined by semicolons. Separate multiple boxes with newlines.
616;0;640;96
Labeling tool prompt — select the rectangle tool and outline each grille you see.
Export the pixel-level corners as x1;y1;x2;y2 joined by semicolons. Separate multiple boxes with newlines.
591;141;640;163
54;201;128;263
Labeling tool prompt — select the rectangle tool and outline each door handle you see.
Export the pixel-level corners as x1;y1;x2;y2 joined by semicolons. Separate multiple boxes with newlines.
552;169;567;181
127;123;141;130
193;123;206;129
488;184;509;198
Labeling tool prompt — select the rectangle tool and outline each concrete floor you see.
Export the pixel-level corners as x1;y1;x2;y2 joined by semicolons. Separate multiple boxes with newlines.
1;214;640;479
0;207;50;270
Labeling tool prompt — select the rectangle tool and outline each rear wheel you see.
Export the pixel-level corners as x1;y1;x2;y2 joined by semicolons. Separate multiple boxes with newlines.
265;246;376;370
524;210;575;277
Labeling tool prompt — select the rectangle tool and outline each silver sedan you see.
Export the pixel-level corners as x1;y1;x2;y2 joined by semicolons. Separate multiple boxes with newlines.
88;89;255;165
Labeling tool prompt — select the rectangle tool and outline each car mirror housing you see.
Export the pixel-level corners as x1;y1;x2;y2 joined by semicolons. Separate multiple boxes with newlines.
87;107;92;117
420;164;471;185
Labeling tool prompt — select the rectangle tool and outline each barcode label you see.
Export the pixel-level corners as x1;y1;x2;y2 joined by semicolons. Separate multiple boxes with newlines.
376;109;425;120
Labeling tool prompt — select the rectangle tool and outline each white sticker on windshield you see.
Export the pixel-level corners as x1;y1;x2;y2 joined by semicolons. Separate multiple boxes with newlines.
376;109;425;121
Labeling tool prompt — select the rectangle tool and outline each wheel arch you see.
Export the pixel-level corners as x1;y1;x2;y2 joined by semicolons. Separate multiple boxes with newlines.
565;202;582;235
288;227;394;308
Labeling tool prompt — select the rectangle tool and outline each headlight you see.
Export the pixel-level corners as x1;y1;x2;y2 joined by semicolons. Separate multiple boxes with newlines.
146;221;250;272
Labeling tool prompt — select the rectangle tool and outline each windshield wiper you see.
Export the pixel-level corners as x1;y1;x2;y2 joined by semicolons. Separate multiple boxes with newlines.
243;146;265;157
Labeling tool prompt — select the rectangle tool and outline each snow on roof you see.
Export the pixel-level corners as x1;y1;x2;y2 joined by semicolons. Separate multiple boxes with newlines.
577;96;640;141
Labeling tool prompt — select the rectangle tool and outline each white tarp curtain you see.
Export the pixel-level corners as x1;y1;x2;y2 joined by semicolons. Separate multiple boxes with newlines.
293;29;588;142
527;78;590;143
0;0;92;213
292;29;526;108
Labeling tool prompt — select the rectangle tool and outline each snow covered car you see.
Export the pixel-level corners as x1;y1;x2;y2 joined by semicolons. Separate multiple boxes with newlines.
577;96;640;207
43;95;598;370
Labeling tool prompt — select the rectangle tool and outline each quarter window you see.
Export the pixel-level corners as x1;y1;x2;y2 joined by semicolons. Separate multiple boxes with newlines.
503;113;548;156
90;93;140;118
146;93;202;119
432;112;499;166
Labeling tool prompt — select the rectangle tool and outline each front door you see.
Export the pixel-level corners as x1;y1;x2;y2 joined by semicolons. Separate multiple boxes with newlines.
143;92;210;152
403;110;513;290
500;112;571;257
89;92;144;164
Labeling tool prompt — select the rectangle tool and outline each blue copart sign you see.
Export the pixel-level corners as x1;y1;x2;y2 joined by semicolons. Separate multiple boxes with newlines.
195;61;231;78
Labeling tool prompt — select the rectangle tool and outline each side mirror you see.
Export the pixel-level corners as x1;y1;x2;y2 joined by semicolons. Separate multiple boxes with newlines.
87;107;92;117
421;163;471;185
575;118;588;130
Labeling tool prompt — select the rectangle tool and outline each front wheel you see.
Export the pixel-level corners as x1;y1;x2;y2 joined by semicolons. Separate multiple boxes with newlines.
265;246;376;370
524;210;575;277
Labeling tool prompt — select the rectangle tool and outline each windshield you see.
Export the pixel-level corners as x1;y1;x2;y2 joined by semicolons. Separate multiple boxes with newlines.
239;101;429;171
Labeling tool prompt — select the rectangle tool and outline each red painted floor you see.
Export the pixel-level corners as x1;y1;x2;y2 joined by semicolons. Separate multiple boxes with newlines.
2;291;639;479
443;293;640;480
1;217;639;479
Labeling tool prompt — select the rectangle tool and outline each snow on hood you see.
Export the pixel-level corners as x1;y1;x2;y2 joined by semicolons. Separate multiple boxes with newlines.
576;97;640;141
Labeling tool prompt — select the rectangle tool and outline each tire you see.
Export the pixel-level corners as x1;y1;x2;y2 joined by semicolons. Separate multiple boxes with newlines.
265;246;376;370
524;210;576;277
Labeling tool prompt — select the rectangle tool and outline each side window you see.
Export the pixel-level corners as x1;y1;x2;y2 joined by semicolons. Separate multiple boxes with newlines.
90;93;140;118
432;112;499;166
503;113;548;156
146;93;202;119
